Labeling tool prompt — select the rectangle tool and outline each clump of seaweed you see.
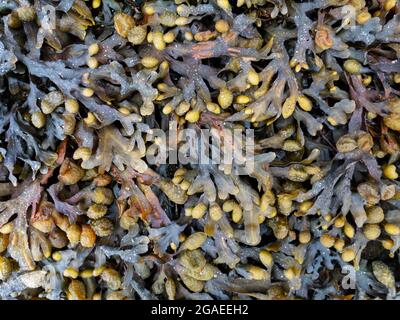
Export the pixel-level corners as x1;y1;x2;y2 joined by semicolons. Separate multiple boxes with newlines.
0;0;399;300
